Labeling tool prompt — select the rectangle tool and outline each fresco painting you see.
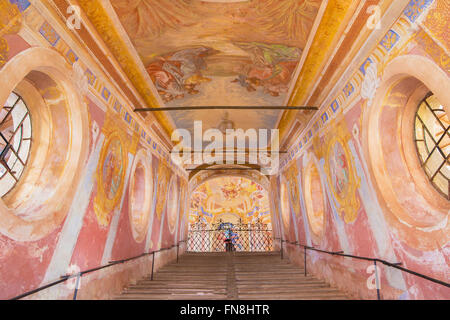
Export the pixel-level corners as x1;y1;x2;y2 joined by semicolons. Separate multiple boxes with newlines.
154;162;172;220
102;138;125;200
189;177;271;227
188;177;273;252
323;121;361;224
304;161;325;239
112;0;321;132
145;46;218;103
279;180;291;231
94;133;128;227
329;141;349;199
284;162;301;217
0;0;448;301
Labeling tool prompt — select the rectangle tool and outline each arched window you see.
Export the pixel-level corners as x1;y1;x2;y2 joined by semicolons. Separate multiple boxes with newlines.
0;92;32;197
414;92;449;199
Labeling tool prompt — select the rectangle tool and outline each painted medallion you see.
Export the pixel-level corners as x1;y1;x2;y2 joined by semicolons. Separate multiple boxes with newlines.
94;134;127;226
329;141;350;199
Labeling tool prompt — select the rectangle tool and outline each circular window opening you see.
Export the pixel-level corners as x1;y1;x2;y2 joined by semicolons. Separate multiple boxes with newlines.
414;92;449;200
0;92;32;198
280;181;290;229
167;176;179;234
304;162;325;238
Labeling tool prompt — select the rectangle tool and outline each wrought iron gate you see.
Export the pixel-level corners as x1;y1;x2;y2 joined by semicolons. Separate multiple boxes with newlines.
187;221;273;252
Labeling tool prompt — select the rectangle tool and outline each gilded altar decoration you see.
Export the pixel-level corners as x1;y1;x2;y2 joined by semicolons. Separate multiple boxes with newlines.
0;1;22;68
324;120;360;223
283;162;301;217
94;132;128;226
155;161;171;220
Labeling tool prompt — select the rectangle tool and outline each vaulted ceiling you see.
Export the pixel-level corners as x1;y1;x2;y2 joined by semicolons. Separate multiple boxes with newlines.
46;0;402;168
110;0;321;137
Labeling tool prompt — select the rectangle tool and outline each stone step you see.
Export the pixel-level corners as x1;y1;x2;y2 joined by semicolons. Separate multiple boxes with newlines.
115;252;348;300
138;280;228;285
116;294;227;300
124;288;227;294
236;282;330;288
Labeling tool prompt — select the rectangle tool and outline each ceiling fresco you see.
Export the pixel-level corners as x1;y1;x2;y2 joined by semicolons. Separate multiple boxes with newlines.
111;0;322;133
189;176;271;226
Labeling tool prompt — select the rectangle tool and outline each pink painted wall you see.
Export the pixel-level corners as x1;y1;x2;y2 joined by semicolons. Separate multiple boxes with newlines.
0;31;188;300
277;96;449;299
274;13;450;299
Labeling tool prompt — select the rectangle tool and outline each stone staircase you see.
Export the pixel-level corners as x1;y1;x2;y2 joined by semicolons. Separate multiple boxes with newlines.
115;252;348;300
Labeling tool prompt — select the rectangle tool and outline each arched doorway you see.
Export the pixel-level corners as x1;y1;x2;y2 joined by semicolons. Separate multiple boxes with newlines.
187;176;273;252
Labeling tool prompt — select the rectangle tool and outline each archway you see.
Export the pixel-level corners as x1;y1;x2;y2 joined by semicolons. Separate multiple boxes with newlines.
187;176;274;252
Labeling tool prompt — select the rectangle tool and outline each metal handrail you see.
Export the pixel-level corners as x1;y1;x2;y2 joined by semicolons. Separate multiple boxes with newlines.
278;239;450;299
13;237;447;300
11;240;187;300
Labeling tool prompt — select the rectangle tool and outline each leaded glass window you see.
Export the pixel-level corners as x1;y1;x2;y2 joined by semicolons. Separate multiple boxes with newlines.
0;92;32;197
414;92;449;200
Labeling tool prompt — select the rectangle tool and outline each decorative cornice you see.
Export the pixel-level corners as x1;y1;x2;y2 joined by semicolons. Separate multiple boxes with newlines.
279;0;440;171
76;0;174;137
307;0;393;107
0;1;22;67
23;0;186;178
280;0;356;139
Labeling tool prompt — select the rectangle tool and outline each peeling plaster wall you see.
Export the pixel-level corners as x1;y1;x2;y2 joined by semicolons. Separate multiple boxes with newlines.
0;2;188;300
0;0;448;301
273;1;450;300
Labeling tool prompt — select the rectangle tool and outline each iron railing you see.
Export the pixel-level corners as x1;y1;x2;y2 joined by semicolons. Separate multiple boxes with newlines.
279;239;450;300
187;222;273;252
10;240;187;300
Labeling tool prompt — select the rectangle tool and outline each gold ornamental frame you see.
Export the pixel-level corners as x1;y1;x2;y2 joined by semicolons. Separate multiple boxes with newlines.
284;162;301;218
94;129;128;227
167;175;179;235
323;120;361;223
155;161;172;221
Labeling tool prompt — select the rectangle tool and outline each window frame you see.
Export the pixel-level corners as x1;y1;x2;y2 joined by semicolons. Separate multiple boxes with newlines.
0;92;33;197
414;92;450;200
